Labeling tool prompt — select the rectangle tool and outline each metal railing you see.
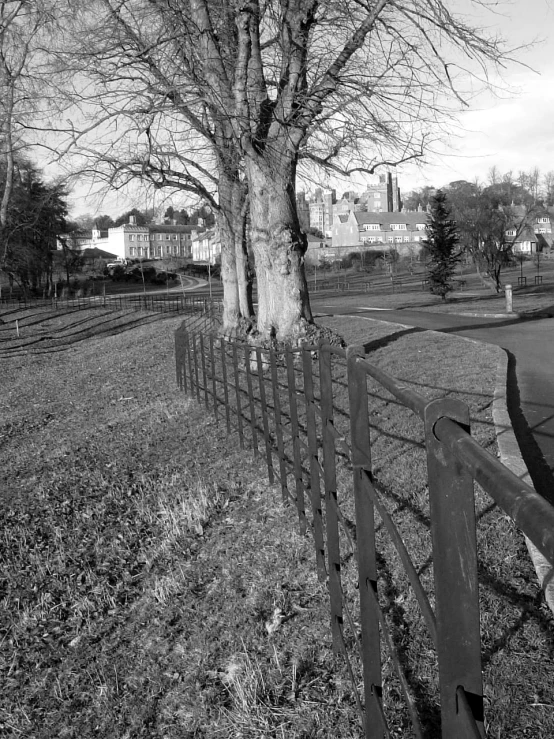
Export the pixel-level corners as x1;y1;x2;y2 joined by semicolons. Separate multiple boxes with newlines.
0;291;220;316
174;326;554;738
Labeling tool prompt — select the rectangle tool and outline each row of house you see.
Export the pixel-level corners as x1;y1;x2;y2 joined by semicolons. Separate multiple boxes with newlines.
64;216;222;264
67;195;554;271
304;206;554;265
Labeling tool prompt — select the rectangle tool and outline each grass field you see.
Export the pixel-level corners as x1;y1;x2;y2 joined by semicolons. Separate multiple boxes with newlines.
1;305;553;737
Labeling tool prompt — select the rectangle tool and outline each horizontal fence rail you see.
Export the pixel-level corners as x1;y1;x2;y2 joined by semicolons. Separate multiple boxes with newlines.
174;323;554;738
0;291;221;315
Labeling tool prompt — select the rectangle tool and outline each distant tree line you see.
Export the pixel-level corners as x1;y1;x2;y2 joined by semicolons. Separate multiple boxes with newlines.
408;168;552;293
71;204;216;233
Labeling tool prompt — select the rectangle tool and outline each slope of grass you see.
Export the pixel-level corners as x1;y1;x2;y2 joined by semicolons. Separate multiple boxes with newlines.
1;309;553;737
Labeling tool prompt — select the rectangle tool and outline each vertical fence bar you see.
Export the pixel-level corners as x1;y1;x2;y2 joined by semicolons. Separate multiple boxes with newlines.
319;344;343;652
209;334;219;423
185;329;194;398
302;348;326;582
232;343;244;449
424;399;484;739
285;348;307;536
175;327;186;392
199;334;209;409
220;338;231;434
347;346;384;739
192;334;201;404
269;348;289;503
255;347;274;484
243;345;259;454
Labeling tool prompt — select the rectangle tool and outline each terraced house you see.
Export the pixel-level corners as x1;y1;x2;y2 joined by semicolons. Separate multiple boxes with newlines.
332;210;429;256
67;216;206;261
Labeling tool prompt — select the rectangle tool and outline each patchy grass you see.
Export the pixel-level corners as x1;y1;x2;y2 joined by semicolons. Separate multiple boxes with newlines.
1;306;553;737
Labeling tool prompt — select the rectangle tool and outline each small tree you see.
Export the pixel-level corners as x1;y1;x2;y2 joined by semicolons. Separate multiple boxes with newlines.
424;190;460;301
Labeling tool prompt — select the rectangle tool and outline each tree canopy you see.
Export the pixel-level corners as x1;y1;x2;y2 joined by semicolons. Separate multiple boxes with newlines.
50;1;517;340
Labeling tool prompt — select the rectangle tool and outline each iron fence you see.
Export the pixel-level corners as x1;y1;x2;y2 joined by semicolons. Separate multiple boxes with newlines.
0;291;220;315
174;325;554;738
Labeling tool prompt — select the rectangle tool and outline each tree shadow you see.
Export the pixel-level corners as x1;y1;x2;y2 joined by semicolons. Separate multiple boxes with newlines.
504;350;554;507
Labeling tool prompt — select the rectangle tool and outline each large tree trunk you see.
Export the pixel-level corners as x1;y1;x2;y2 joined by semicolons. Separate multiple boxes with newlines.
246;154;313;343
218;170;254;336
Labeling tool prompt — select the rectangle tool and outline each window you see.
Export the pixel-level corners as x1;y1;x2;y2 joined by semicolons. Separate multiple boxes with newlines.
387;236;394;243
363;223;380;231
416;223;426;230
137;247;142;257
166;234;171;240
404;236;410;242
129;234;135;241
130;247;136;256
156;246;162;256
390;223;407;230
537;217;549;223
506;229;516;237
537;228;548;234
173;234;178;240
157;233;163;240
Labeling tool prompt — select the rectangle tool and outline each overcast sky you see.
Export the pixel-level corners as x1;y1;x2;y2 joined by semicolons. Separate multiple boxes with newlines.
398;0;554;192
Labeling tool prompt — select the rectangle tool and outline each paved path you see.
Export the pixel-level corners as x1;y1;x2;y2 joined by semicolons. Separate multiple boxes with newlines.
314;303;554;504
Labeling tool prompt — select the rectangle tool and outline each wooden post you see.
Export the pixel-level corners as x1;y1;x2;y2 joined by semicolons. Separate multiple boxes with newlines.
347;345;384;738
424;398;484;738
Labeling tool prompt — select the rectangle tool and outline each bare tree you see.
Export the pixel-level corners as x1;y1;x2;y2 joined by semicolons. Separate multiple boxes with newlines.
0;0;60;284
447;177;541;292
58;0;514;342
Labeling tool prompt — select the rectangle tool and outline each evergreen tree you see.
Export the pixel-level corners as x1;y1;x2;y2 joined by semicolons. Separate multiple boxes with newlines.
423;190;461;300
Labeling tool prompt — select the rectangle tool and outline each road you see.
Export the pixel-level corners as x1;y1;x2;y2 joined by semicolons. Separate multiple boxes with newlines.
312;301;554;503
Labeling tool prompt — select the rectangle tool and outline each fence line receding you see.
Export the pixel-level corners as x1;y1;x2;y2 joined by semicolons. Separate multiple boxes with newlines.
175;321;554;739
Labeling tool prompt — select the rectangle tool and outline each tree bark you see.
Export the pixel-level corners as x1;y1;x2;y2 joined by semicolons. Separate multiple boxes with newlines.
246;153;313;342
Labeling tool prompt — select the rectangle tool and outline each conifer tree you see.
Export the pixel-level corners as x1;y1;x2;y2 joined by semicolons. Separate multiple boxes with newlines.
423;190;461;300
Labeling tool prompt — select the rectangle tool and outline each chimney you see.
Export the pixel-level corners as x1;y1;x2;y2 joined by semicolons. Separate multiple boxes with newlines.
129;215;136;226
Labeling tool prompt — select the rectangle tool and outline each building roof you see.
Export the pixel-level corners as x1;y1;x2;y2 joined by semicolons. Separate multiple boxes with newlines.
354;211;428;228
149;224;206;234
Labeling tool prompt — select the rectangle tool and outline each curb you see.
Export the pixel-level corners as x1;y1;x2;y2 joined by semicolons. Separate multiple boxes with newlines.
492;351;554;614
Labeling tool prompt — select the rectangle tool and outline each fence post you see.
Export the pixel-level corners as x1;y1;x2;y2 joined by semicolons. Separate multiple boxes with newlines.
192;334;201;404
199;334;210;409
302;347;326;582
209;334;219;423
255;347;274;484
175;326;187;392
220;338;231;434
244;345;259;455
286;348;307;536
269;347;289;503
424;398;484;738
232;342;245;449
346;345;384;739
319;344;343;653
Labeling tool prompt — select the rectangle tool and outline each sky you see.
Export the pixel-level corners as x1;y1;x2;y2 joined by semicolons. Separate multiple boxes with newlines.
66;0;554;216
397;0;554;193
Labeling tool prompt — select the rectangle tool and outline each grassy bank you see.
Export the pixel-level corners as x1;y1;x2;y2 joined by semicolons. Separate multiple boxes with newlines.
1;308;553;737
